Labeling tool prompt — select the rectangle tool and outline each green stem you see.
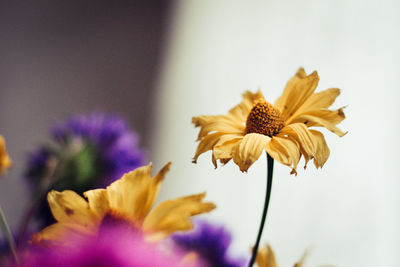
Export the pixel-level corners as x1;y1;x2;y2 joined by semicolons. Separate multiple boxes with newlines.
17;156;58;246
248;153;274;267
17;140;85;246
0;205;19;265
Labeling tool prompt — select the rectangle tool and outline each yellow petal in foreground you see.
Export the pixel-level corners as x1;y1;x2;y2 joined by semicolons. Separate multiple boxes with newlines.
33;162;216;245
83;189;110;220
0;135;12;175
106;163;165;223
143;192;216;240
48;190;98;227
32;222;94;245
192;68;346;174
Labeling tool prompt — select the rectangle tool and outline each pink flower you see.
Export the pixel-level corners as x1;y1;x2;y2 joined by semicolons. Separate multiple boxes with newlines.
19;225;187;267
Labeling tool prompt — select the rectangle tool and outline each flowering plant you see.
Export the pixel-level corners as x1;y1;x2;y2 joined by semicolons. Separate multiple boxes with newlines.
0;68;345;267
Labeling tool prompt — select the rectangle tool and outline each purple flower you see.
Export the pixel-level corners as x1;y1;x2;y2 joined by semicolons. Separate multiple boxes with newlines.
18;226;186;267
25;112;145;226
26;148;50;186
50;112;145;184
173;221;246;267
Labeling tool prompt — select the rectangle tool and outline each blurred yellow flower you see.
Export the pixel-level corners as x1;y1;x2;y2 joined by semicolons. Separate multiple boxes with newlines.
256;244;332;267
32;162;216;244
192;68;346;174
255;245;278;267
0;135;12;175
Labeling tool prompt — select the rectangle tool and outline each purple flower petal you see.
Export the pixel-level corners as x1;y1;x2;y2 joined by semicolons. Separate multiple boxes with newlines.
173;221;246;267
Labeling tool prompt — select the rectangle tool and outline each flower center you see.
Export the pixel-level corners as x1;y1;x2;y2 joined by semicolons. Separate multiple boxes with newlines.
245;101;285;137
99;210;132;229
98;210;142;237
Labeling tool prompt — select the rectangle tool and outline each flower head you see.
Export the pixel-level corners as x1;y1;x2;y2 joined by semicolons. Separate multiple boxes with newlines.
26;112;145;190
192;68;346;174
0;135;12;175
25;112;146;227
32;163;216;245
173;221;246;267
21;225;188;267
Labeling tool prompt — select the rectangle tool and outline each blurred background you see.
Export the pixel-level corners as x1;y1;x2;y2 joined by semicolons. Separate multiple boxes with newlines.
1;1;400;266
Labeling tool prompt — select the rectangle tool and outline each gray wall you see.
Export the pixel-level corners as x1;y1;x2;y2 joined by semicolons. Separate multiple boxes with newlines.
0;1;170;228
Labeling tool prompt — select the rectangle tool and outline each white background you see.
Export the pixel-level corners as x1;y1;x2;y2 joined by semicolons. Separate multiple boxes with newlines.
152;1;400;266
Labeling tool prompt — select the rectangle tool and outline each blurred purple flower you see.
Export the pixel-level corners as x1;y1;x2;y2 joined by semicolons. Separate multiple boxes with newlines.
27;112;145;187
173;221;246;267
26;148;50;186
53;113;143;180
18;226;185;267
25;112;145;226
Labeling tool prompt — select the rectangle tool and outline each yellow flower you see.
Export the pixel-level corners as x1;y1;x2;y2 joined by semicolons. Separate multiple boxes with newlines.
256;244;308;267
32;162;216;244
255;245;278;267
256;245;333;267
192;68;346;174
0;135;12;175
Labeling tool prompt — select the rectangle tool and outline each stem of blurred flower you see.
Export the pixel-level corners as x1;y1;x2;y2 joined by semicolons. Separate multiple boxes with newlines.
248;153;274;267
0;205;19;264
17;156;59;246
17;139;85;246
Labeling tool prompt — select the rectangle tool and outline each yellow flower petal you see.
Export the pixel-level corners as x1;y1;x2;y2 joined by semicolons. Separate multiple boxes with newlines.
106;163;169;222
219;158;231;165
193;132;225;167
256;244;278;267
47;190;96;227
294;251;308;267
280;123;318;166
213;134;243;159
308;107;346;125
191;69;345;173
34;163;216;245
266;136;300;174
192;68;345;173
83;189;110;220
149;162;172;207
309;130;330;168
291;88;341;118
232;133;271;172
0;135;12;175
32;222;94;245
279;124;332;169
192;115;245;140
290;107;347;137
229;90;265;121
256;245;311;267
143;192;216;239
274;68;320;121
31;223;69;244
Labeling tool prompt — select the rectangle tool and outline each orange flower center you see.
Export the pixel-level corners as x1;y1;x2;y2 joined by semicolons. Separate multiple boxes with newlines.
245;101;285;137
